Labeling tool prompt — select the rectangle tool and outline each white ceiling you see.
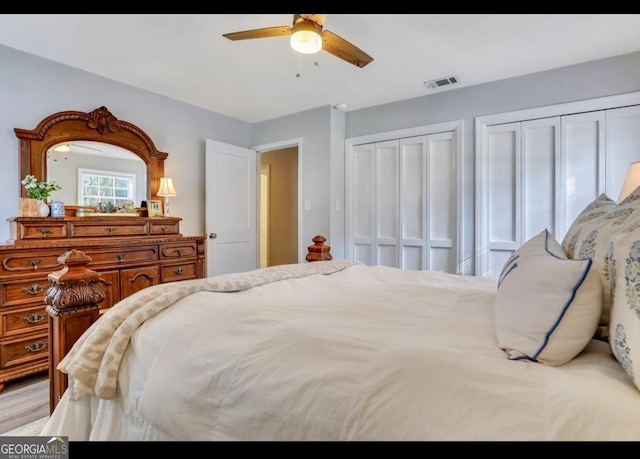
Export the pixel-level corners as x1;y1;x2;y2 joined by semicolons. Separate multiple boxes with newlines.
1;14;640;123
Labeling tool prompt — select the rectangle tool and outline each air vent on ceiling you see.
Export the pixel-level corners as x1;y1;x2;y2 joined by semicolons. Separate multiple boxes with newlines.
424;75;459;90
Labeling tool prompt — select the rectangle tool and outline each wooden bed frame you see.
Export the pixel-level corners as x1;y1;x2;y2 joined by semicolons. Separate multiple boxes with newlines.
45;238;332;413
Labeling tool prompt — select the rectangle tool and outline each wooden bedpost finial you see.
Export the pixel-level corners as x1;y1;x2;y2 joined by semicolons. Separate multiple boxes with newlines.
306;234;332;262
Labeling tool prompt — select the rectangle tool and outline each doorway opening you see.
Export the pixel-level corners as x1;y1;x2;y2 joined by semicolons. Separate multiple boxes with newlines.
259;146;299;267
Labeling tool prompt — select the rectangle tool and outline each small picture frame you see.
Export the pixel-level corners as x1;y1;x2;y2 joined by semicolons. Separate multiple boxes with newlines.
147;200;162;217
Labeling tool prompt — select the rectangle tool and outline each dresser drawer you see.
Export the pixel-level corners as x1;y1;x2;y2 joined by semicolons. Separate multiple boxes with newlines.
159;241;197;259
150;221;180;236
70;220;149;238
1;305;48;338
161;262;198;283
0;332;48;370
0;276;51;308
83;245;159;267
13;221;68;241
0;251;63;275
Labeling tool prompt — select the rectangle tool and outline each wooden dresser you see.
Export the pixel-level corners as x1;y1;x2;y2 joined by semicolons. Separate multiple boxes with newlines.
0;215;205;392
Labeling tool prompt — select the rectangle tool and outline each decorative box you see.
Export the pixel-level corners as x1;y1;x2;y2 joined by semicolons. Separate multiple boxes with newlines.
19;198;37;217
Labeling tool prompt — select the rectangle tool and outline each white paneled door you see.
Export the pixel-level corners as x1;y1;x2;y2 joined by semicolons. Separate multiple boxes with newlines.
347;131;458;272
205;139;257;277
477;103;640;276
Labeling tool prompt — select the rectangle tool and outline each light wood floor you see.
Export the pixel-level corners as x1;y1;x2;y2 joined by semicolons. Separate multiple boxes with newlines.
0;373;49;434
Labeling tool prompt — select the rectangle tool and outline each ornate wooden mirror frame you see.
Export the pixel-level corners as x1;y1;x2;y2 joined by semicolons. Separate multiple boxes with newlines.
14;106;167;202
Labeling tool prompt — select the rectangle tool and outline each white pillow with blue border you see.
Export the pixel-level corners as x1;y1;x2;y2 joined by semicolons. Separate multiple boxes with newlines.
495;229;603;366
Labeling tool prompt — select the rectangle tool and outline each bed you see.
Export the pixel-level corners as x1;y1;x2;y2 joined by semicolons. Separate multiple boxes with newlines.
40;190;640;441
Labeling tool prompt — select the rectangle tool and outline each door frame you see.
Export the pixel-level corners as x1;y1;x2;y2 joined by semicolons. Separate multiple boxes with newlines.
252;137;304;263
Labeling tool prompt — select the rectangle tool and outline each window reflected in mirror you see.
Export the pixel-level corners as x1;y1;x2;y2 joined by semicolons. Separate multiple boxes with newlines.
47;141;147;206
79;169;136;208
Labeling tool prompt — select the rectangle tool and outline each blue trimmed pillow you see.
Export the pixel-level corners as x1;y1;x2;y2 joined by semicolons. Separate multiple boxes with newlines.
495;229;603;366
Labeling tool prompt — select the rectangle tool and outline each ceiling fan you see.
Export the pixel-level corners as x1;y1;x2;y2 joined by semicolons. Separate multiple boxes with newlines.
223;14;374;68
48;142;105;161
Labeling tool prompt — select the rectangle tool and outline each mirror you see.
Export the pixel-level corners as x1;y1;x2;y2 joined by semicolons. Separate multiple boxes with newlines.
47;141;147;206
15;106;167;206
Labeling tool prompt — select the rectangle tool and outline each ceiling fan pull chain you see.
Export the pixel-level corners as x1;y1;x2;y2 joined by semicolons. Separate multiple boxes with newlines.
296;53;301;78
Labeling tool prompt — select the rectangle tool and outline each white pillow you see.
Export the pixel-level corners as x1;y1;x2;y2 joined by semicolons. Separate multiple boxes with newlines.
608;228;640;391
495;229;603;366
562;188;640;335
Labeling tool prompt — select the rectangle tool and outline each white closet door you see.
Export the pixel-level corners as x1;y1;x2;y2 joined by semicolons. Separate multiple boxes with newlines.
559;111;606;240
522;117;560;241
477;122;520;276
351;140;399;267
606;105;640;200
350;132;457;271
352;143;375;265
376;140;400;267
424;131;456;272
399;136;427;270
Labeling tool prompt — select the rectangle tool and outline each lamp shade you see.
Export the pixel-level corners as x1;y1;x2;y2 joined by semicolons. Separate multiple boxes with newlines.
618;162;640;202
157;177;176;197
290;20;322;54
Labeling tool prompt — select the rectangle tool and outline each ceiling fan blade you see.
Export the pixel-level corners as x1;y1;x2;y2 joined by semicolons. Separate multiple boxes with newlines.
223;26;292;41
321;30;373;68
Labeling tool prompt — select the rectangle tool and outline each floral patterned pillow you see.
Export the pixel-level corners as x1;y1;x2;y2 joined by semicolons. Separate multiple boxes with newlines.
561;188;640;336
607;228;640;391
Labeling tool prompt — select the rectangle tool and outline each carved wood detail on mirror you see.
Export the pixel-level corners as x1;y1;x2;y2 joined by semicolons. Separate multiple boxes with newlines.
14;106;168;207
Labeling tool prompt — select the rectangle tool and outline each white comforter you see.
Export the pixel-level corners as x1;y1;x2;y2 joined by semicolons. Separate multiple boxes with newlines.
42;262;640;441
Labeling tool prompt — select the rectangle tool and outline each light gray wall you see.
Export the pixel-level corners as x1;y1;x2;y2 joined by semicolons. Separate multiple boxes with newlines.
0;44;251;243
250;106;337;255
345;51;640;273
2;42;640;274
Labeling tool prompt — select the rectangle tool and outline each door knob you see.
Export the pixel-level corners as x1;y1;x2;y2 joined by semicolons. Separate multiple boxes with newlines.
209;233;217;239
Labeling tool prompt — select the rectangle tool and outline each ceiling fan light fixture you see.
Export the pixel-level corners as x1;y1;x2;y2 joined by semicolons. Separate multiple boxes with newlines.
290;20;322;54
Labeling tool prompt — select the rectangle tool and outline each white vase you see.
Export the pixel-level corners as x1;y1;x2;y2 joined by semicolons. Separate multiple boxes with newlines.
36;200;50;217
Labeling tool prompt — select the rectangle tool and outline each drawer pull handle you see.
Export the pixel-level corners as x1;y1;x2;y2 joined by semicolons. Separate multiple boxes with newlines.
106;227;118;235
24;311;46;324
161;226;168;234
25;340;47;352
176;249;182;257
173;266;185;275
23;283;46;295
38;228;52;238
116;254;127;262
29;259;42;270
